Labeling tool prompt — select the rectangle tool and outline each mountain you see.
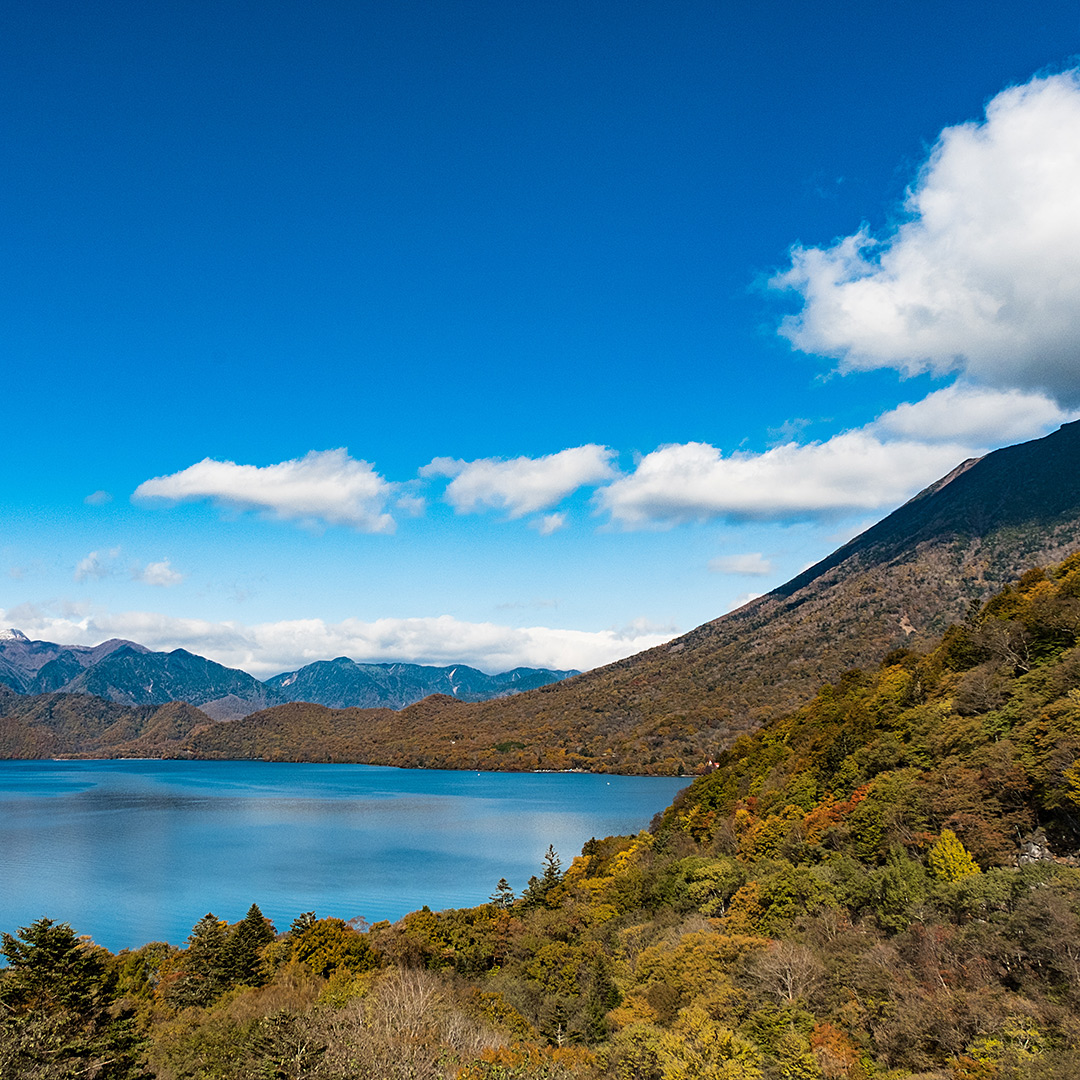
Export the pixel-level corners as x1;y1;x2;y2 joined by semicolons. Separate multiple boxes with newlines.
174;420;1080;773
5;422;1080;769
0;632;577;720
265;658;580;709
0;633;147;694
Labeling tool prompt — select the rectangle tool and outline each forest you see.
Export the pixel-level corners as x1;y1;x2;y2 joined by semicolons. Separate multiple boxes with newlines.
4;555;1080;1079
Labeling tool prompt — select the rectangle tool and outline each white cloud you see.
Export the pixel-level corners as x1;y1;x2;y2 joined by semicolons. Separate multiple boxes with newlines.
709;553;774;576
0;605;678;677
421;445;617;518
530;512;568;535
135;559;184;587
596;379;1072;529
133;449;396;533
597;434;976;527
74;548;121;582
773;70;1080;405
84;490;112;506
870;384;1071;444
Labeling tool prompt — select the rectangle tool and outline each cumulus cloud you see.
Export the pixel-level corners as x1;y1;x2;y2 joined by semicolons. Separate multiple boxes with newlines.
133;449;396;532
0;606;678;677
135;559;184;587
421;445;617;518
870;384;1071;444
773;70;1080;405
709;553;774;576
74;548;121;582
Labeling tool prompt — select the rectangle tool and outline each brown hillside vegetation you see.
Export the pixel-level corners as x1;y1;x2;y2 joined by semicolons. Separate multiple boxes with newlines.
0;685;210;758
178;422;1080;774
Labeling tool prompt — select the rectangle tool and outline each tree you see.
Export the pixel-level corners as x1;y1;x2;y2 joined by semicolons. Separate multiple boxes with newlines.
161;912;232;1008
290;917;379;978
927;829;981;882
489;878;516;908
522;846;564;907
226;902;276;985
0;919;147;1079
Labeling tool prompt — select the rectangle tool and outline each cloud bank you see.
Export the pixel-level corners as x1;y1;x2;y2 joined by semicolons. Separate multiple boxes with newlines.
134;449;397;532
773;70;1080;406
0;606;677;678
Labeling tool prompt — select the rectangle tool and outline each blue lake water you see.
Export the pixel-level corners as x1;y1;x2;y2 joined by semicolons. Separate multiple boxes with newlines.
0;760;688;952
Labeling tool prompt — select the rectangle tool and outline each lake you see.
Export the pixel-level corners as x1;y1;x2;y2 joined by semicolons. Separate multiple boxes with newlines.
0;759;688;952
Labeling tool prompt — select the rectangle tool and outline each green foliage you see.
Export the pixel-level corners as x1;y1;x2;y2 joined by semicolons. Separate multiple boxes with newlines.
289;916;380;978
0;918;148;1079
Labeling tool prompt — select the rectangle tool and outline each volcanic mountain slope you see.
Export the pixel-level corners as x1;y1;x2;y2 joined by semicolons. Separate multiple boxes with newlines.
181;421;1080;773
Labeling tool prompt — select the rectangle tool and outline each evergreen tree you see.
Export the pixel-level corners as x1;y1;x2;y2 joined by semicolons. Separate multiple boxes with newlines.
163;913;232;1009
522;845;563;907
0;919;147;1079
226;903;276;986
489;878;516;908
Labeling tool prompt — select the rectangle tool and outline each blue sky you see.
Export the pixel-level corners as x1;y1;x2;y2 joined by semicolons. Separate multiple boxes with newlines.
3;0;1080;677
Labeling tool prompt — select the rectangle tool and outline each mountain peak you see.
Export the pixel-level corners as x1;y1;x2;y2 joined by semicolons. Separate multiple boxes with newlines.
0;628;29;642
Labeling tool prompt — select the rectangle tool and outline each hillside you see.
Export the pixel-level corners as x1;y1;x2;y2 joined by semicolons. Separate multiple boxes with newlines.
172;422;1080;773
8;559;1080;1080
0;685;212;758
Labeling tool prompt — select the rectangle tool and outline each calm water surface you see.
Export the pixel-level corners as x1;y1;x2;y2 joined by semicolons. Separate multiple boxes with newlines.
0;760;688;951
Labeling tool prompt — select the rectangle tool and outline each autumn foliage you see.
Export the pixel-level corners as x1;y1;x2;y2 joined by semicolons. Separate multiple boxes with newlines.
5;558;1080;1077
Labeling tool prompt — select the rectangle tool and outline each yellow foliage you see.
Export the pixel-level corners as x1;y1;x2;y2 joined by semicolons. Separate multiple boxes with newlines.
927;829;981;881
656;1007;762;1080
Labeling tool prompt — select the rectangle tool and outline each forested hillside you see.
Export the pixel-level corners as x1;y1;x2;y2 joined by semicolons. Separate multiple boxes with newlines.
5;557;1080;1079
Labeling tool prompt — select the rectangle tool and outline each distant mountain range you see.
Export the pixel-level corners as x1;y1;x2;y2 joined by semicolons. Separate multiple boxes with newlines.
0;630;577;720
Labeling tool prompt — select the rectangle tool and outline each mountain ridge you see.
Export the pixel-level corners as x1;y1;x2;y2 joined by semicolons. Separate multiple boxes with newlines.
0;633;578;719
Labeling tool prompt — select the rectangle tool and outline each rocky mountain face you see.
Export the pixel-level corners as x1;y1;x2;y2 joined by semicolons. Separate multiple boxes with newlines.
0;633;148;694
0;633;577;720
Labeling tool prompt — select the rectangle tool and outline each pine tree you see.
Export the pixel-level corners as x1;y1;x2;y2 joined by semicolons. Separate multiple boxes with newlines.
489;878;516;908
164;913;232;1008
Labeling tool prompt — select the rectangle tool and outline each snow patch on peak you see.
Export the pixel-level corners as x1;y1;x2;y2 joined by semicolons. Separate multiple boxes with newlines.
0;628;28;642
